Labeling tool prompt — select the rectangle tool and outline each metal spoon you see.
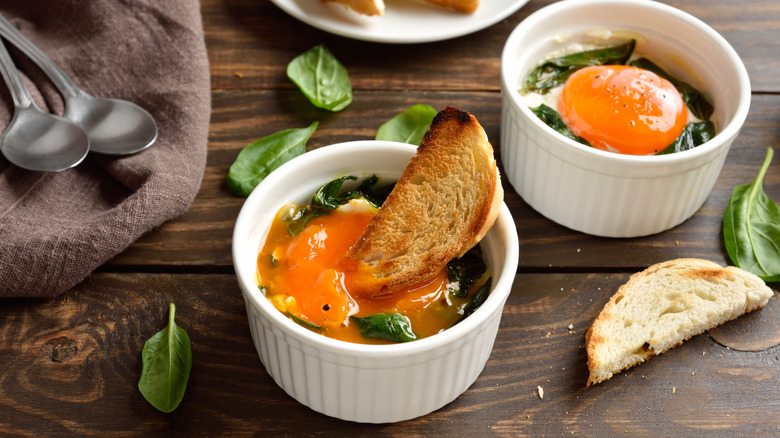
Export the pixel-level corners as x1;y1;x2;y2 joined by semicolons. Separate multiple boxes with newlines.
0;40;88;172
0;13;158;155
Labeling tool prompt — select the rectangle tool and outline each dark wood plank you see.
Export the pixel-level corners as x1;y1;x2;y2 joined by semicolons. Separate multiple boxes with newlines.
202;0;780;93
1;273;777;435
107;92;780;271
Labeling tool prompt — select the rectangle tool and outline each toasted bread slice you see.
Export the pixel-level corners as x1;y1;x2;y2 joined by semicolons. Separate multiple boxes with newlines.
421;0;479;13
586;258;774;386
322;0;385;15
344;106;502;296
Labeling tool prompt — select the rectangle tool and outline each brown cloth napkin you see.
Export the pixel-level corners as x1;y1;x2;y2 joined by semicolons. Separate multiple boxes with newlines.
0;1;210;298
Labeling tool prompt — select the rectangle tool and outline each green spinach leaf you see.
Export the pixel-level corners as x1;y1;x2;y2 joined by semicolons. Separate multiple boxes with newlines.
376;104;437;146
311;175;359;209
227;122;318;197
287;175;394;236
447;246;487;298
138;303;192;413
531;104;590;146
290;314;323;331
522;40;635;94
629;57;714;120
457;278;492;324
350;313;418;342
348;175;395;208
657;121;715;155
723;148;780;282
287;44;352;111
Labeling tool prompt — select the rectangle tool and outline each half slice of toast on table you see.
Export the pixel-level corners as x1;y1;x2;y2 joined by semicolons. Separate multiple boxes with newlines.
343;106;503;297
586;258;774;386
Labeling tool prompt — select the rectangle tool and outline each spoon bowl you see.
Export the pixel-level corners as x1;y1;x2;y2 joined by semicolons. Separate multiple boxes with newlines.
1;106;89;171
0;37;89;172
0;13;158;156
64;93;158;155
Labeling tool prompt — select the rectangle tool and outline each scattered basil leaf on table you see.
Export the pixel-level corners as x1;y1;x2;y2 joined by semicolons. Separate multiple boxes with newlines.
657;121;716;155
629;57;714;120
723;148;780;282
376;104;437;146
350;313;418;342
287;44;352;112
227;122;318;197
521;40;635;94
531;104;590;146
138;303;192;413
446;246;487;298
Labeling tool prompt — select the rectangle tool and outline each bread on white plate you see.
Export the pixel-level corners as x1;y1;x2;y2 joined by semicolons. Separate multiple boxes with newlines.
585;258;774;386
420;0;479;13
343;106;503;297
322;0;385;16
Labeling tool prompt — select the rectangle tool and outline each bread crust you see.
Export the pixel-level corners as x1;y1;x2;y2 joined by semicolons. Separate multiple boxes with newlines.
420;0;479;13
345;106;502;296
322;0;385;15
586;258;774;386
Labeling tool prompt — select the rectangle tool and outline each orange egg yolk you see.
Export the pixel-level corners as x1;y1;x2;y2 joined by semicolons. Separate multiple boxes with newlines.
257;205;470;344
558;65;687;155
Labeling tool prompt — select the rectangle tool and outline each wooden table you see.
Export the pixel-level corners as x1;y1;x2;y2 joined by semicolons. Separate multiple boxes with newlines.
3;0;780;435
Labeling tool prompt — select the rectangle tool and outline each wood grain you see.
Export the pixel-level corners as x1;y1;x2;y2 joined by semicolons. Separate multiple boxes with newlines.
107;92;780;270
4;0;780;435
1;273;778;436
202;0;780;93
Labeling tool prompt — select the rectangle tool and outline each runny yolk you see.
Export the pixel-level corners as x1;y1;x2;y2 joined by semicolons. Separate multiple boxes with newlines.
258;205;459;343
558;65;687;155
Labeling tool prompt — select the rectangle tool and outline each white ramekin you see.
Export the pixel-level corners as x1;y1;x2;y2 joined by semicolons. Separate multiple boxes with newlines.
500;0;750;237
232;141;518;423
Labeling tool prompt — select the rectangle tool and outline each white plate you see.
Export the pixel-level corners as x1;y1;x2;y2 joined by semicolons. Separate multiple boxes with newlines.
270;0;530;44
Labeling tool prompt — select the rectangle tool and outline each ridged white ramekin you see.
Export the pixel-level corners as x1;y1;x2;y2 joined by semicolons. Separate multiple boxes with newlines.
500;0;750;237
233;141;518;423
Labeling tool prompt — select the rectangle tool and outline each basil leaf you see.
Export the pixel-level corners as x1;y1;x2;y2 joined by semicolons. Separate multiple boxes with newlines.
227;122;318;197
286;205;326;237
311;175;358;209
290;314;323;331
457;278;492;324
287;44;352;112
350;313;418;342
447;246;487;298
376;104;437;146
138;303;192;413
531;104;590;146
522;40;635;94
348;175;395;208
723;148;780;282
629;57;714;120
657;121;715;155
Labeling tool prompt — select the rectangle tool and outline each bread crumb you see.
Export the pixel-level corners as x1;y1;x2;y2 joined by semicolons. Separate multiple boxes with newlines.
691;372;696;376
537;386;544;399
672;386;676;393
234;72;244;78
568;324;574;330
526;414;530;419
675;240;679;246
577;248;581;253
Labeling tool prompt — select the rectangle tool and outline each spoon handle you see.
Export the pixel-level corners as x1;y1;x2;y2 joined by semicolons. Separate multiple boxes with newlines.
0;39;33;108
0;13;80;98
